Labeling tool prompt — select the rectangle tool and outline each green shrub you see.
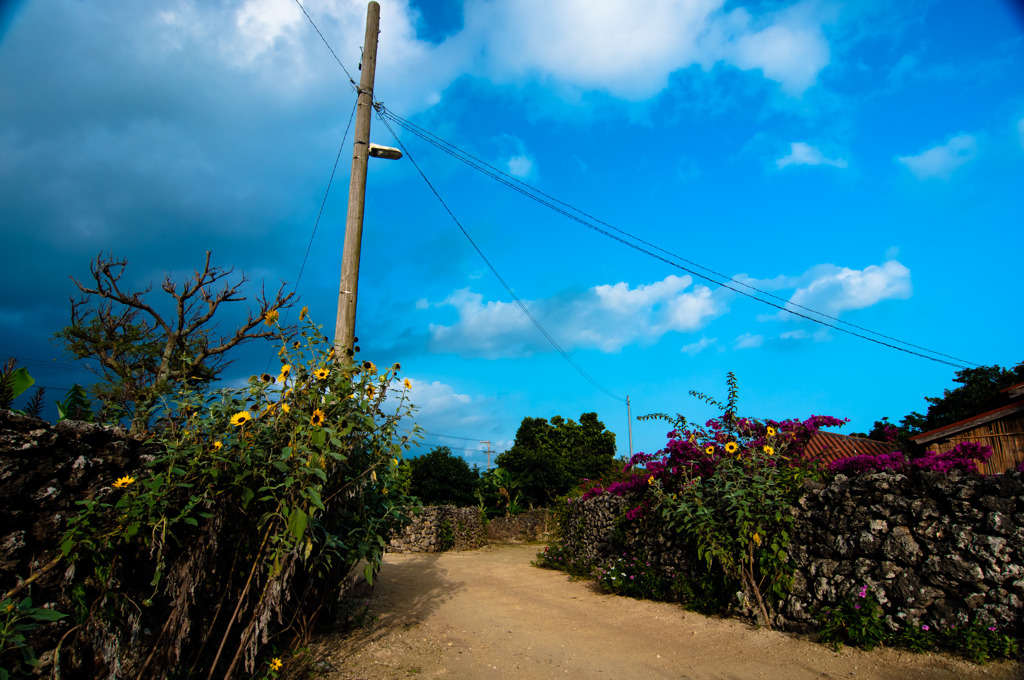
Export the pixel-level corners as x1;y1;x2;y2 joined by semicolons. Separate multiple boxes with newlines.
49;311;418;677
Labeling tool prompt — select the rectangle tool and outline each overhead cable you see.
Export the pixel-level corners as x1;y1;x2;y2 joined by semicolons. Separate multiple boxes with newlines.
376;111;626;403
292;0;358;90
377;105;977;371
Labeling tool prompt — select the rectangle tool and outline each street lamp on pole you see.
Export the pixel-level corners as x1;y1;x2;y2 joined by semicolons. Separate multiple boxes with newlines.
333;2;402;361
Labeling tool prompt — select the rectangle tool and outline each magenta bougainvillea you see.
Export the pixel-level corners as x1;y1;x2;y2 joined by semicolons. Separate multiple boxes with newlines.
579;413;848;503
828;440;994;475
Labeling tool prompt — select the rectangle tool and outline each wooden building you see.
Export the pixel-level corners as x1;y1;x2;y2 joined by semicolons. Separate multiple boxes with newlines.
910;382;1024;475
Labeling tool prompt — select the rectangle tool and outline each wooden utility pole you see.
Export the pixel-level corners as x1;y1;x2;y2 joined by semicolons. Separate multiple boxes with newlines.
480;440;493;470
626;395;633;458
334;1;381;359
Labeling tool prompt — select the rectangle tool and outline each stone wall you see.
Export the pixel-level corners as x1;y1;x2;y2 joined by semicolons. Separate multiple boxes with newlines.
0;410;154;593
387;506;488;552
486;509;552;543
561;469;1024;633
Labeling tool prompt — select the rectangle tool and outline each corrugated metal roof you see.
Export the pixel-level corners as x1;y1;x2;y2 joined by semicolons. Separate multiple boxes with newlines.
911;400;1024;445
800;430;895;465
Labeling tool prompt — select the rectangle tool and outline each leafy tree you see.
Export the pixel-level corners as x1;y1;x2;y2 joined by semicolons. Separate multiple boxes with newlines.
408;446;479;506
857;361;1024;454
496;412;617;506
476;467;525;517
53;252;294;434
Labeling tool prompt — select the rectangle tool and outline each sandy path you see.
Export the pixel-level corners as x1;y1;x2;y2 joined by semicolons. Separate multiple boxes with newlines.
313;544;1022;680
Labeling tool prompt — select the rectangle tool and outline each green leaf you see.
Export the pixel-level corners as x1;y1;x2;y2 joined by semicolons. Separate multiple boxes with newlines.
7;367;34;400
28;608;66;622
60;538;75;556
307;487;324;511
287;507;308;543
240;486;255;508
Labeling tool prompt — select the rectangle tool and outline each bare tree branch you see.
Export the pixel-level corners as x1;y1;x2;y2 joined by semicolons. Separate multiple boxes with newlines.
55;252;297;434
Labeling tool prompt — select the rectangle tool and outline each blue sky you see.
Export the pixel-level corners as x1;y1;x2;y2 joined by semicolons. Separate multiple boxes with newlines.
2;0;1022;466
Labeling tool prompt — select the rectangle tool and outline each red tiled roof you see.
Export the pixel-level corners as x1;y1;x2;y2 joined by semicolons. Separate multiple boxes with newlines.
800;430;895;465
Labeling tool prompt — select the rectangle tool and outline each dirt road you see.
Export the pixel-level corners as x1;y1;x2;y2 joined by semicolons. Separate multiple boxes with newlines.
314;544;1022;680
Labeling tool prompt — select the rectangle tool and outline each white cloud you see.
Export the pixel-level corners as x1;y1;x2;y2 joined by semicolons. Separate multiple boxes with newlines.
897;134;978;180
681;336;716;356
507;155;533;178
427;274;727;358
723;3;832;96
734;332;764;349
782;260;912;319
384;377;505;465
497;135;536;179
776;142;847;169
461;0;832;99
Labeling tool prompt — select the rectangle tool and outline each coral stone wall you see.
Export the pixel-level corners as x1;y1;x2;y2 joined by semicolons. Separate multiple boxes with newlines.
387;507;552;552
486;509;552;543
562;469;1024;632
784;470;1024;632
0;410;154;592
387;506;488;552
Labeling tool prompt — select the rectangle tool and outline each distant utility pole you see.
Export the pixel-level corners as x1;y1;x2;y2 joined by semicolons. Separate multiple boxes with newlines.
480;440;492;470
334;1;381;359
626;395;633;458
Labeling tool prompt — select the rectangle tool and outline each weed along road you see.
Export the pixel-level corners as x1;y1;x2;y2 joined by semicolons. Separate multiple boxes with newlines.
315;544;1021;680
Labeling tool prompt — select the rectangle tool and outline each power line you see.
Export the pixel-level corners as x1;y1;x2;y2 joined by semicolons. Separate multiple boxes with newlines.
262;95;358;375
415;442;489;454
377;105;978;371
419;429;486;442
376;110;626;403
292;0;358;90
5;355;94;375
294;97;358;290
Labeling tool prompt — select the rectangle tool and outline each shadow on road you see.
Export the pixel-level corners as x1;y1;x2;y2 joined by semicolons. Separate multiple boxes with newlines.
319;552;463;654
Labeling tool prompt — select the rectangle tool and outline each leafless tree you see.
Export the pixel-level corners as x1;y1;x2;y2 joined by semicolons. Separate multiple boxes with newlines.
55;252;295;434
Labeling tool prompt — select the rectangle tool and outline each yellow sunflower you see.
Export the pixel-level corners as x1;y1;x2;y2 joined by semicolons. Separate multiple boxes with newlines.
270;657;283;671
113;475;135;489
310;408;325;427
213;441;223;451
291;340;301;349
313;368;330;380
299;306;308;321
230;411;252;427
763;445;775;455
281;403;291;414
766;426;777;437
277;364;291;383
263;309;280;326
403;378;412;389
705;445;715;455
725;442;739;454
